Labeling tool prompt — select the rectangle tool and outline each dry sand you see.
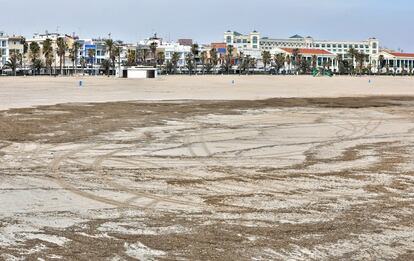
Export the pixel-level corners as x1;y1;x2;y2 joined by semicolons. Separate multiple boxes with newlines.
1;75;414;110
0;76;414;260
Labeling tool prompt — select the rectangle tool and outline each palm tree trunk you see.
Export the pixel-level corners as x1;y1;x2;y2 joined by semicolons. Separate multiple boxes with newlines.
60;56;63;75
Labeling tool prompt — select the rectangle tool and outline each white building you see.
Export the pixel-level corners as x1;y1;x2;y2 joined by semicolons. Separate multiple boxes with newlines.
0;32;9;70
378;51;414;74
224;31;380;69
138;35;192;67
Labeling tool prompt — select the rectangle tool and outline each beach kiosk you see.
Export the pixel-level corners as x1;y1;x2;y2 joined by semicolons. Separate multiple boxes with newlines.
118;66;158;79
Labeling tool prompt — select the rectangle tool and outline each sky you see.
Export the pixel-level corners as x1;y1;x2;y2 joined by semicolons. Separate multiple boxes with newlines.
1;0;412;52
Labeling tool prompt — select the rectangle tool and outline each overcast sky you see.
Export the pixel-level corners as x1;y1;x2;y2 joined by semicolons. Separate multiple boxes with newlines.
1;0;412;51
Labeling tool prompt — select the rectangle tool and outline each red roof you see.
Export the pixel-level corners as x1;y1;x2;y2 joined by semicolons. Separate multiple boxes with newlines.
388;52;414;58
281;48;334;56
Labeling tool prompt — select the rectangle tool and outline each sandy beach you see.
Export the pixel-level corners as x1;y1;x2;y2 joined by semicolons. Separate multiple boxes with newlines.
1;75;414;110
1;76;414;260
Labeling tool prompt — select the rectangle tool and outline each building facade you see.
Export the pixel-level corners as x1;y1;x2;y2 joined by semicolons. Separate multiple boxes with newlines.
378;51;414;73
0;32;9;69
224;30;381;70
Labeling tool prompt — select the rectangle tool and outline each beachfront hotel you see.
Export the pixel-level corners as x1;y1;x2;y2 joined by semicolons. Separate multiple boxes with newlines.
224;30;382;71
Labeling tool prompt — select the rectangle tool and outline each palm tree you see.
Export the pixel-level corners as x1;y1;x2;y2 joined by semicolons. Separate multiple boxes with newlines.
113;45;122;77
347;47;358;75
87;48;96;75
171;52;180;74
149;42;158;67
225;45;234;74
378;55;385;75
249;56;257;74
70;41;81;75
311;55;318;70
156;51;165;72
185;53;194;75
56;37;68;75
32;59;43;75
80;56;86;75
261;51;271;73
292;48;300;72
29;42;41;75
141;48;149;65
19;38;28;75
336;54;345;74
100;59;111;75
127;49;137;66
209;48;218;73
299;57;311;74
285;55;291;73
42;39;54;75
105;39;115;75
200;51;207;74
274;53;285;74
5;53;19;76
355;51;367;75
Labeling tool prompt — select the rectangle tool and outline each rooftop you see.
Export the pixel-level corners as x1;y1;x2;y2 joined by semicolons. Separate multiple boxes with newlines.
281;48;334;55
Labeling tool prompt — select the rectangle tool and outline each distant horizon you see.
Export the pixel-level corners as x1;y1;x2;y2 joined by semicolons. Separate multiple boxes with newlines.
1;0;412;52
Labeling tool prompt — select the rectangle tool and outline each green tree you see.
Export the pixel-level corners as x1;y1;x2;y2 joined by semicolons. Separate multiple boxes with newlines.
127;49;137;66
29;42;41;74
5;53;19;76
149;42;158;67
347;47;358;74
378;54;385;75
171;52;180;74
56;37;68;75
209;48;218;73
32;59;43;75
42;39;54;75
100;59;111;75
105;39;115;76
261;51;271;73
355;51;368;75
156;51;165;71
80;56;86;75
70;41;81;75
200;51;207;74
291;48;300;72
185;53;194;75
87;48;96;75
274;53;285;74
113;45;122;77
300;57;311;74
191;43;199;73
225;45;234;74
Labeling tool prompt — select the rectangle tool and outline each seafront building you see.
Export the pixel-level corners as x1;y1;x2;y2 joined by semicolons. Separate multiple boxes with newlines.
1;29;413;75
0;32;9;69
224;30;381;72
138;34;192;68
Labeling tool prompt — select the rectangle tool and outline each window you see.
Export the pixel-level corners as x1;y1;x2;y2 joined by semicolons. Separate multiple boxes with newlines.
243;39;247;43
315;44;320;47
226;36;232;44
321;44;326;48
333;44;337;48
327;44;331;47
372;42;377;49
338;44;342;48
252;36;258;44
253;45;258;49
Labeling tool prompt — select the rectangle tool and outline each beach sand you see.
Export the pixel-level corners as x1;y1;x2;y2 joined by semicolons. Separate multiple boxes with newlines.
1;76;414;260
